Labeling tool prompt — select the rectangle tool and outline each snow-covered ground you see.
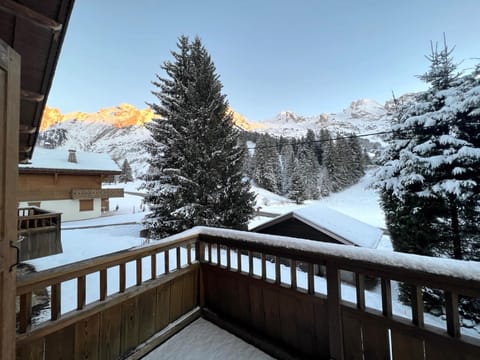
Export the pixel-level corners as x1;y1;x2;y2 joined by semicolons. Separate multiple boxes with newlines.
25;171;479;339
144;318;273;360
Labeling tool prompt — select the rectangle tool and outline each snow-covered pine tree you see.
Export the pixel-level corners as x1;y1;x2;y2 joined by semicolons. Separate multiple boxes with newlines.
142;36;255;238
252;135;281;193
288;158;306;204
373;40;480;315
118;159;134;183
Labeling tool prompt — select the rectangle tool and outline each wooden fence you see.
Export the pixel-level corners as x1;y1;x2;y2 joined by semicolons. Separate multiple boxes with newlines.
16;227;480;359
16;234;198;359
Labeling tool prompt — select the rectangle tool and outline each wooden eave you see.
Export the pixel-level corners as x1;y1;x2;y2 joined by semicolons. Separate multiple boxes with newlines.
0;0;76;163
18;167;121;176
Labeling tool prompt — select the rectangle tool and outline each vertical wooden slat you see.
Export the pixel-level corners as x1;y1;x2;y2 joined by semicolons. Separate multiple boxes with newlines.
136;259;142;285
100;269;107;300
164;250;170;274
208;243;212;263
261;253;267;281
216;243;221;266
119;263;126;293
326;262;343;360
77;275;86;310
356;273;365;311
19;292;32;333
275;256;281;285
412;285;424;327
445;291;460;338
308;263;314;295
290;259;297;289
237;248;242;272
226;247;231;270
187;243;192;265
151;253;157;280
51;283;61;320
381;278;392;318
248;250;253;276
176;246;181;269
195;240;205;263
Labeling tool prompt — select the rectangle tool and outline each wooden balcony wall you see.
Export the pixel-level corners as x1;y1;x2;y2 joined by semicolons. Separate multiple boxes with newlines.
17;207;62;261
15;228;480;360
72;188;124;200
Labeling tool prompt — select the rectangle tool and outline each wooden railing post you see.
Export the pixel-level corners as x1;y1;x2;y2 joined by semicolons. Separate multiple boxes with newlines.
326;261;344;360
445;291;460;338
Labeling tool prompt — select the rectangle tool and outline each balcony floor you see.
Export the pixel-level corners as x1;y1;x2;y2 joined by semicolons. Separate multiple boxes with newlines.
142;318;274;360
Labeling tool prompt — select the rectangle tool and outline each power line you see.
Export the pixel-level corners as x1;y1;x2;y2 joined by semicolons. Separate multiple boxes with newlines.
244;122;480;151
245;129;393;150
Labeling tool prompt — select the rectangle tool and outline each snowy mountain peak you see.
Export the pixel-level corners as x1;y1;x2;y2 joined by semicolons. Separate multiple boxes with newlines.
273;111;306;124
343;99;385;119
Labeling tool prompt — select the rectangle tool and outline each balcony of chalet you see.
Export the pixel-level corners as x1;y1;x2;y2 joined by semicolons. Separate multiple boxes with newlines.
16;227;480;359
17;207;62;262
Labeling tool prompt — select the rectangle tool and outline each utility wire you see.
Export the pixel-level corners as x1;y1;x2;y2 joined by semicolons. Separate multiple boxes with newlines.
244;123;479;150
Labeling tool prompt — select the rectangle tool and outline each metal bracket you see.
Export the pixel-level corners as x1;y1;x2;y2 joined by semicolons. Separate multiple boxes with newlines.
9;240;20;272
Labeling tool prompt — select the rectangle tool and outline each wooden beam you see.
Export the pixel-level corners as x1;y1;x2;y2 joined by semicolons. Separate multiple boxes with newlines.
0;0;63;32
19;125;36;134
21;89;44;102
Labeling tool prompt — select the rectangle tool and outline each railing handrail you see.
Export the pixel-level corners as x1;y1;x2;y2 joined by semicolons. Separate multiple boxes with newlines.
18;206;62;217
194;227;480;296
16;232;198;295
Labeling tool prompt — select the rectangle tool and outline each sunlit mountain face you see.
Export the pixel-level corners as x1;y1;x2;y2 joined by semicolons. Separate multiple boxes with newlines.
41;104;264;131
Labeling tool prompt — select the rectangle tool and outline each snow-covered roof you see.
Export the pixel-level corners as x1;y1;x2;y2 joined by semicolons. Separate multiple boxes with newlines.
19;148;121;174
252;205;383;248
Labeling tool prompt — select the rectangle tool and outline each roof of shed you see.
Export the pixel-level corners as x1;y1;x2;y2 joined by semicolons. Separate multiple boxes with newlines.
252;205;383;249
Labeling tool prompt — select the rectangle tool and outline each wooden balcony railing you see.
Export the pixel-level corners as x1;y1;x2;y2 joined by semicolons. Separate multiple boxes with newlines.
15;227;480;359
17;207;62;261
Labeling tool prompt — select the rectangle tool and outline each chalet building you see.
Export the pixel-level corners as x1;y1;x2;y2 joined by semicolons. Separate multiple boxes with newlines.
18;148;124;221
1;1;480;360
251;205;383;249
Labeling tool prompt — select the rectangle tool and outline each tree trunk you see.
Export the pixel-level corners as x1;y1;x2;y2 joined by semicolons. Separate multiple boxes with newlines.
449;196;463;260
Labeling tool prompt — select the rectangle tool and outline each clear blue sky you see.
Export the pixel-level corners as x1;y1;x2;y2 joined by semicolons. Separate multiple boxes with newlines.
48;0;480;120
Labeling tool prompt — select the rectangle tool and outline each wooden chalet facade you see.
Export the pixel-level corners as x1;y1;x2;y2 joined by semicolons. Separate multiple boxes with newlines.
18;148;124;221
1;1;480;360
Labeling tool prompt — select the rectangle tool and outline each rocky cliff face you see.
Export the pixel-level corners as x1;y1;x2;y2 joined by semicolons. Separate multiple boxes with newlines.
38;99;394;178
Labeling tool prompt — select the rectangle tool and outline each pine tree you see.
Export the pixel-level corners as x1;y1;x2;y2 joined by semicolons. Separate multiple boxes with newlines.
288;158;306;204
142;36;255;238
253;135;280;193
373;40;480;315
118;159;134;183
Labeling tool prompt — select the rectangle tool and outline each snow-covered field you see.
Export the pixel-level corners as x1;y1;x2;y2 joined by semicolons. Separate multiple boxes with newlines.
26;171;479;338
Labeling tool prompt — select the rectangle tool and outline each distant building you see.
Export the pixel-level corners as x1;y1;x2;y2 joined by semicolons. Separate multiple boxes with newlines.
18;148;124;221
251;205;383;249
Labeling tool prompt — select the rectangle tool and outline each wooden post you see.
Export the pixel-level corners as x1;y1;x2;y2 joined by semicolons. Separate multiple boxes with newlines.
261;253;266;281
119;263;126;292
237;248;242;272
248;251;253;276
100;269;107;299
51;283;61;320
381;278;392;318
307;263;314;295
19;292;32;333
176;246;181;270
275;256;281;285
412;285;424;327
326;262;344;360
136;258;142;285
290;260;297;289
0;39;20;360
164;250;170;274
151;253;157;279
226;247;231;270
187;243;192;265
355;273;365;311
77;275;86;310
445;291;460;338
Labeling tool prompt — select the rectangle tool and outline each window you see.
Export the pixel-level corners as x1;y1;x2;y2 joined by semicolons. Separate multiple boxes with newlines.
79;199;94;212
